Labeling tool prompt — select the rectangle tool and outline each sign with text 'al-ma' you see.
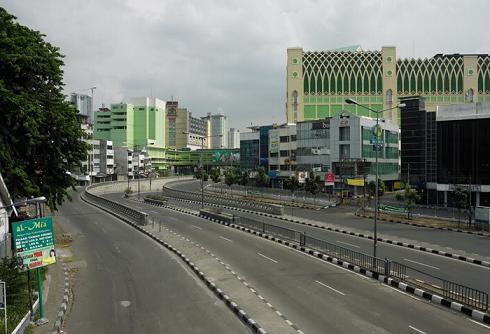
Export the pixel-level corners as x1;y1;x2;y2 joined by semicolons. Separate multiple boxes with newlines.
12;217;56;271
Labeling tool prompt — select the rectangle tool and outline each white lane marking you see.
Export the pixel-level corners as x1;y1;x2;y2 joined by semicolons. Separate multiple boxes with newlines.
191;225;202;230
315;280;345;296
404;258;440;270
219;236;233;242
468;318;490;330
408;325;427;334
257;252;278;264
336;240;360;248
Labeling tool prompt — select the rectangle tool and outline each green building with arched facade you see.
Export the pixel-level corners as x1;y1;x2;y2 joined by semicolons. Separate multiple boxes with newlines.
286;46;490;124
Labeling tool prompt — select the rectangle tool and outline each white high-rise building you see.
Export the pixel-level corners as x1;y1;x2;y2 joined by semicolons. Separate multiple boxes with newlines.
71;93;93;121
203;113;227;148
228;128;240;149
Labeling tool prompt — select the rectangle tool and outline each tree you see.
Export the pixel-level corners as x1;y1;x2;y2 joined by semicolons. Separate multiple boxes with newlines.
210;167;220;184
395;184;420;219
453;185;469;226
239;169;249;187
255;167;269;187
0;9;87;210
195;168;203;180
368;179;385;197
224;168;237;193
202;172;209;182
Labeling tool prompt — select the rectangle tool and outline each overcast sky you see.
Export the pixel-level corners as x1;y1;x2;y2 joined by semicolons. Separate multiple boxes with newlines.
3;0;489;130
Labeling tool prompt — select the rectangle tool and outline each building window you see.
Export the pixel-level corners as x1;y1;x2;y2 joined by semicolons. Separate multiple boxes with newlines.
339;127;350;141
280;136;290;143
270;152;278;158
339;144;350;159
280;165;290;171
280;150;289;157
269;165;278;171
290;135;297;141
466;88;474;103
386;89;393;106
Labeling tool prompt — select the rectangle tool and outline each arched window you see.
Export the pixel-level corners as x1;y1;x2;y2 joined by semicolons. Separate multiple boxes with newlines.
386;89;393;108
292;90;298;122
466;88;474;103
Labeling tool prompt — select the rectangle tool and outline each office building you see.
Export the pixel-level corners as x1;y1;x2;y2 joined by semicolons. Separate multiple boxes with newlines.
268;124;297;178
228;128;240;149
203;113;227;148
75;139;115;184
400;98;490;207
71;93;93;121
239;125;273;171
93;97;166;150
296;119;331;172
286;46;489;124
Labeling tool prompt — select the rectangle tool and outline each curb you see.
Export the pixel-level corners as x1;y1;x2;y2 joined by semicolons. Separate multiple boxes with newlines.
51;263;70;334
163;195;490;269
355;212;490;237
141;199;490;325
82;193;267;334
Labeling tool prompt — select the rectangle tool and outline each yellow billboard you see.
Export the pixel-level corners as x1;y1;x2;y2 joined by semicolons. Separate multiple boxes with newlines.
346;178;365;186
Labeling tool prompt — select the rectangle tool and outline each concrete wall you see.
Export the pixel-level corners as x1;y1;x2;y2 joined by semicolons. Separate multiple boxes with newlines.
88;176;193;195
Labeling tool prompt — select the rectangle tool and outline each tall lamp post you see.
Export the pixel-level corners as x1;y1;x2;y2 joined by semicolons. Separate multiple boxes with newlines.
183;132;222;209
345;98;405;258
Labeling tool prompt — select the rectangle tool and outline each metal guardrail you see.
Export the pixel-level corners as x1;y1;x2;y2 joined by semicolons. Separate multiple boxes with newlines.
232;215;488;311
84;187;148;225
304;235;388;275
142;192;489;312
391;261;488;311
162;185;284;215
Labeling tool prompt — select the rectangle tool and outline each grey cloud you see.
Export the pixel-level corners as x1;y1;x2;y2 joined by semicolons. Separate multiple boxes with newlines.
2;0;489;130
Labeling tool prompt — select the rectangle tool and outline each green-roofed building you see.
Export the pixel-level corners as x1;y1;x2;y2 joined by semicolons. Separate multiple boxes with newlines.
286;46;490;124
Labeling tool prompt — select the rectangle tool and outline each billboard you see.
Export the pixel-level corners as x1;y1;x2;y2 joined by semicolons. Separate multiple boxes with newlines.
297;171;308;184
311;120;329;130
211;150;240;163
12;217;56;271
346;178;365;186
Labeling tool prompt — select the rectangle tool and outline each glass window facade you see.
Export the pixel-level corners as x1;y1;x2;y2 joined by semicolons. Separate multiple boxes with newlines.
240;139;260;170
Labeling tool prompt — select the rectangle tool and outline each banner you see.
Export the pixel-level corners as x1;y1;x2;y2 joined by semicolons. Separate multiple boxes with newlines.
346;178;365;186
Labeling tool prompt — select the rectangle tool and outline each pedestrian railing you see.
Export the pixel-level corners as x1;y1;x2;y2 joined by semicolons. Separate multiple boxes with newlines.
141;191;489;312
232;214;488;311
391;261;488;311
304;235;388;275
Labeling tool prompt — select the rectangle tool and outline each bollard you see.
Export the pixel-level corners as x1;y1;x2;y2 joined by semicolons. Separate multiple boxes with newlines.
152;217;155;228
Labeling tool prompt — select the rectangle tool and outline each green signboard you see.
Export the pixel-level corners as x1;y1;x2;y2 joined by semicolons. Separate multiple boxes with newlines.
12;217;56;271
378;204;408;214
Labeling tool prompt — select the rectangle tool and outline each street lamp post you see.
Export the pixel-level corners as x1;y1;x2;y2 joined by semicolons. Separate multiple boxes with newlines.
345;98;405;258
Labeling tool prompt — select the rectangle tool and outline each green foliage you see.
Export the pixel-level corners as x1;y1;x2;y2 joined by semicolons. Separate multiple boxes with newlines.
305;174;321;196
368;179;385;197
453;186;469;210
224;168;236;188
284;176;300;193
195;168;203;179
202;172;209;182
239;169;249;186
210;167;220;183
255;167;269;187
0;8;87;210
395;185;421;219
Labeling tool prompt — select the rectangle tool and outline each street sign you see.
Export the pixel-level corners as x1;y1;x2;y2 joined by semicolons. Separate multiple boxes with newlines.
12;217;56;271
372;144;383;151
324;172;335;186
369;139;384;145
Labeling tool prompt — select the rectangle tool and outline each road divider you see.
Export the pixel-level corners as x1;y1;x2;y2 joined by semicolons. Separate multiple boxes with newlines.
160;186;490;270
138;195;490;324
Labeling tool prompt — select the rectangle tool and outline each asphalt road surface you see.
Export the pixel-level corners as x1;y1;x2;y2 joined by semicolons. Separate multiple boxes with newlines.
54;191;249;334
105;192;490;334
171;180;490;259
